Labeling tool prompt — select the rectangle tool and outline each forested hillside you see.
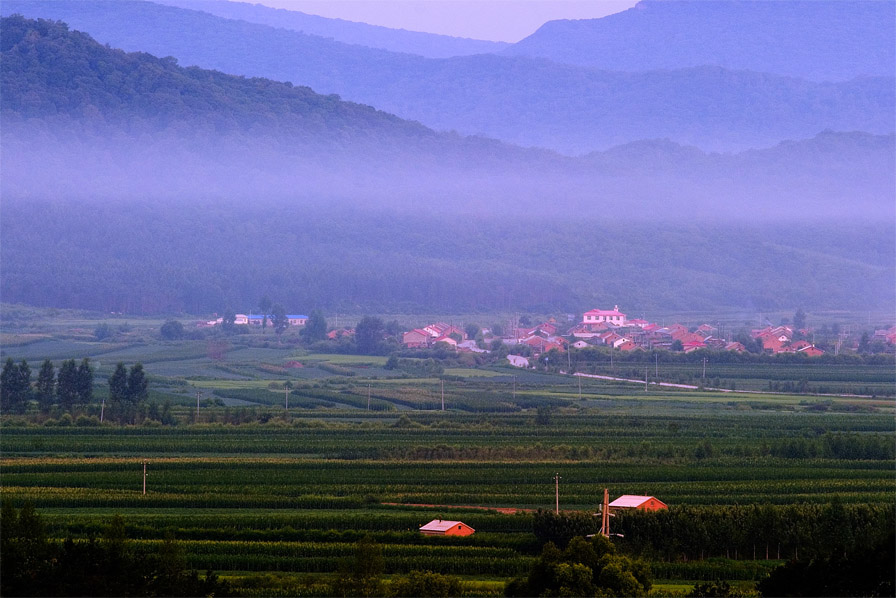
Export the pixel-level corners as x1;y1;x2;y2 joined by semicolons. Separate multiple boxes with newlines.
2;14;893;222
2;199;893;315
506;0;894;81
1;15;893;315
2;0;892;153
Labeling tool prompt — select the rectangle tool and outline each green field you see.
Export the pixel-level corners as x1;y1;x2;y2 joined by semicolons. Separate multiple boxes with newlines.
1;314;894;596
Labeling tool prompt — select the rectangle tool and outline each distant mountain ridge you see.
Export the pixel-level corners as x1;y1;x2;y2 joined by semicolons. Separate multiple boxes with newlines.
153;0;509;58
2;0;892;154
506;0;895;82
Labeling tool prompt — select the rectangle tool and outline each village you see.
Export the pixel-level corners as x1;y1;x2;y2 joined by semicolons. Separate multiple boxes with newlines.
211;306;896;365
398;307;853;363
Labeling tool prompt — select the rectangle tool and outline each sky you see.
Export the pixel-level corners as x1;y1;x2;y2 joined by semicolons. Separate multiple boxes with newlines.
241;0;639;42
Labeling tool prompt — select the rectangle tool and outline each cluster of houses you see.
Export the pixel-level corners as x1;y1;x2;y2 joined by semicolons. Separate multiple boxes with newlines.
750;325;824;356
403;306;830;358
201;305;896;358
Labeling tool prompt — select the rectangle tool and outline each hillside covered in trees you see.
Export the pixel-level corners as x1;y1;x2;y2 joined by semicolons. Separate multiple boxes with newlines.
2;1;893;154
2;15;892;220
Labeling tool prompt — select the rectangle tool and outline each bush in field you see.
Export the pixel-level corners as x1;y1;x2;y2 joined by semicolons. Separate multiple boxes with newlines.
533;510;599;549
332;536;384;597
160;320;185;340
388;570;462;597
506;536;651;597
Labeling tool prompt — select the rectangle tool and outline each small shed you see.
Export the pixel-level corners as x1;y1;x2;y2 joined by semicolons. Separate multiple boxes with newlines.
609;495;668;512
419;519;475;537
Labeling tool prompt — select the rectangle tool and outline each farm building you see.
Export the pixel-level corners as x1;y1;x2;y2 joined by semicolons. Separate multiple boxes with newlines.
419;519;475;537
609;495;668;511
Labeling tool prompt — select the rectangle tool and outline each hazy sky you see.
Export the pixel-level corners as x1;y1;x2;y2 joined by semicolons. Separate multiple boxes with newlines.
241;1;639;42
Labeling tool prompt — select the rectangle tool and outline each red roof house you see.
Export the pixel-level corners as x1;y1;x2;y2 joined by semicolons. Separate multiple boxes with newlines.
608;495;668;512
419;519;475;536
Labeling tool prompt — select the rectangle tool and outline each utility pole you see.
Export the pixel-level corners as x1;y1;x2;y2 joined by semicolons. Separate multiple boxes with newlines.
440;379;445;411
100;397;105;423
142;460;147;495
578;376;582;401
554;473;561;514
655;353;659;379
601;488;610;537
645;366;649;391
195;391;201;423
367;384;371;411
512;376;516;401
702;357;707;381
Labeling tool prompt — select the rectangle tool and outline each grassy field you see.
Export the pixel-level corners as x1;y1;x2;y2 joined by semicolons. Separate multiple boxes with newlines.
1;310;893;596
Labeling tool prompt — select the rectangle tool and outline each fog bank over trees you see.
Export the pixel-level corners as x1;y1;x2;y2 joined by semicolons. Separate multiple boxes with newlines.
1;13;893;317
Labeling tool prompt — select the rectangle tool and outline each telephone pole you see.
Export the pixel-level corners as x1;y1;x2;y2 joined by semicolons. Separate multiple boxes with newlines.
367;384;371;411
601;488;610;537
142;460;147;495
440;379;445;411
195;391;201;423
554;473;561;514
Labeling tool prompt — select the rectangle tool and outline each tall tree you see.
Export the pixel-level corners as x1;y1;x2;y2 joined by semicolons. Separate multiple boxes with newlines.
0;358;30;414
127;364;148;405
108;362;129;422
35;360;55;413
793;307;807;331
222;310;236;332
355;316;385;355
300;309;327;343
258;296;272;333
76;358;93;405
56;359;78;411
270;304;289;339
108;363;129;405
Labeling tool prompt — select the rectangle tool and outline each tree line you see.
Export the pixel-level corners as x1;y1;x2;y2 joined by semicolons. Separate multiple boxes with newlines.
0;501;232;597
533;501;894;563
1;358;148;423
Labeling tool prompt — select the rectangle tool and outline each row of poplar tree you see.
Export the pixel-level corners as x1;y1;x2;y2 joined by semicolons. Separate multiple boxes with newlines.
0;358;147;422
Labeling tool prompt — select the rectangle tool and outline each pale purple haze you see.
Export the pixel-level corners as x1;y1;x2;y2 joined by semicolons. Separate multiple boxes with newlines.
239;0;638;42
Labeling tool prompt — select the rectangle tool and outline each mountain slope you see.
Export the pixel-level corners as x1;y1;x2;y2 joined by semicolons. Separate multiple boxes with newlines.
2;15;892;223
2;0;892;154
506;0;895;82
153;0;509;58
1;16;893;315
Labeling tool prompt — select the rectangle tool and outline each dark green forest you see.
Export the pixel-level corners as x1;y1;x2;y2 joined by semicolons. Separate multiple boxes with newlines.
1;199;892;315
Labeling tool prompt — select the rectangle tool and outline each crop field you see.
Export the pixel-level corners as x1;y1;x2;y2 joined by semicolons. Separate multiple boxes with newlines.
1;314;894;596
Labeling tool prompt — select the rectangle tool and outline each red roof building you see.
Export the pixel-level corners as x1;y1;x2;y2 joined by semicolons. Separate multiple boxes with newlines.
419;519;475;536
608;495;668;512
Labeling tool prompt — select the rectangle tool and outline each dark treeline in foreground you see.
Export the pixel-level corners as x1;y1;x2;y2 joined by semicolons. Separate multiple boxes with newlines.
1;199;892;315
534;503;894;564
0;502;233;597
